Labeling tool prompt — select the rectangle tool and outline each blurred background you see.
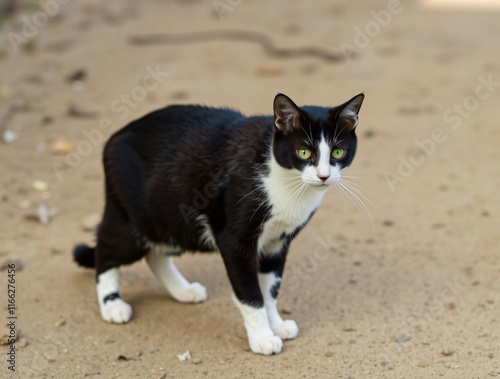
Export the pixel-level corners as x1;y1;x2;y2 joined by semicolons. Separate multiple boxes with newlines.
0;0;499;377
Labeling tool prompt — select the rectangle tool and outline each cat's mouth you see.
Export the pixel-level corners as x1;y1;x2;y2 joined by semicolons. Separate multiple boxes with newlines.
307;181;334;190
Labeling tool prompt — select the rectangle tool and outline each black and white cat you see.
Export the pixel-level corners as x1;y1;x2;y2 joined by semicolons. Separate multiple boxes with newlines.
73;93;364;355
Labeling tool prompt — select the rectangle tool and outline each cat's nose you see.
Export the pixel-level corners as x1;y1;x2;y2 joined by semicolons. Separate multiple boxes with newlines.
317;173;330;182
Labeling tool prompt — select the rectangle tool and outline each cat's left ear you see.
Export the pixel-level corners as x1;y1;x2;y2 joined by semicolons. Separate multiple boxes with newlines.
335;93;365;131
273;93;304;134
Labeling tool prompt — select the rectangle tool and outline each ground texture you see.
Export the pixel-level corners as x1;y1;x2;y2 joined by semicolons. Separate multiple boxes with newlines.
0;0;499;378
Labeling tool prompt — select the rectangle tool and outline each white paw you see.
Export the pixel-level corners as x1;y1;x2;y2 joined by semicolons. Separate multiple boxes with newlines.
100;298;132;324
271;320;299;340
171;282;207;303
249;331;283;355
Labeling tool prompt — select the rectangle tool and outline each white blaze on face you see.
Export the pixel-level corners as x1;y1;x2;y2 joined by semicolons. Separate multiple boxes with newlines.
316;136;331;179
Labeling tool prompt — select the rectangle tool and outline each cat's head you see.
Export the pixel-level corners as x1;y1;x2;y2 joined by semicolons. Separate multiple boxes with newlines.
272;93;364;189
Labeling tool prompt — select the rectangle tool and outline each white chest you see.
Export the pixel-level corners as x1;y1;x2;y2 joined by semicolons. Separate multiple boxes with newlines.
257;160;326;253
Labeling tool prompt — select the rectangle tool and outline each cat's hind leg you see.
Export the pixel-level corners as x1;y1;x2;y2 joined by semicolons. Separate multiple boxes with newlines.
96;267;132;324
95;200;148;324
146;249;207;303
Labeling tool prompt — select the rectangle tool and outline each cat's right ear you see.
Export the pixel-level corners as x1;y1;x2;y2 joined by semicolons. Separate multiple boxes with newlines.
273;93;303;134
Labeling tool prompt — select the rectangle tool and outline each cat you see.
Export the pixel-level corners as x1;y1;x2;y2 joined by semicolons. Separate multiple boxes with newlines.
73;92;364;355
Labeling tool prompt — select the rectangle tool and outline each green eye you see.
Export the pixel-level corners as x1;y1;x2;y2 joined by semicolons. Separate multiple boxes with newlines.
297;148;312;160
332;148;345;159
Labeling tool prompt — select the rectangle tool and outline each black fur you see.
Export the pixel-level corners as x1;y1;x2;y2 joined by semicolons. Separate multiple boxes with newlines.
73;244;96;268
103;292;120;303
74;93;363;308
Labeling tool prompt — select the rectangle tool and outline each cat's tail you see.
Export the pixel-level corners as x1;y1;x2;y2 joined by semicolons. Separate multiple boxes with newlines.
73;244;96;268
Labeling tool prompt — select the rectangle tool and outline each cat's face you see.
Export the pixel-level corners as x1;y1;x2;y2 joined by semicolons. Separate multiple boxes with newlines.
272;93;364;189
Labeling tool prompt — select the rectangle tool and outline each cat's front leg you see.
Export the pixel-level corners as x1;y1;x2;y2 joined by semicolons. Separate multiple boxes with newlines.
259;246;299;340
217;238;283;355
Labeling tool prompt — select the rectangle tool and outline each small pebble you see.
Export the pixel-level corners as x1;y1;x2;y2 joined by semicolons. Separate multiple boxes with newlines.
82;213;101;231
36;204;57;224
49;137;74;154
18;199;31;209
364;130;376;138
68;103;98;118
0;258;24;271
41;116;54;125
32;180;49;192
177;350;191;362
0;325;17;345
170;90;189;100
66;69;87;83
54;320;66;327
256;64;283;77
441;348;454;356
394;334;411;343
2;129;18;144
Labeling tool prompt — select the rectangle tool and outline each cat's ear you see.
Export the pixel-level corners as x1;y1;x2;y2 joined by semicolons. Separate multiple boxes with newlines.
273;93;303;134
335;93;364;131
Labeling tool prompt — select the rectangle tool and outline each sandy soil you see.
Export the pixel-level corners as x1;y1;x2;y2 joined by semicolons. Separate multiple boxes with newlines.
0;0;499;378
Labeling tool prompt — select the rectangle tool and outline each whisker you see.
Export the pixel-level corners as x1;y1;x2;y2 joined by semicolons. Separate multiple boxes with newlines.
340;178;388;208
340;180;376;207
336;182;374;231
289;183;309;223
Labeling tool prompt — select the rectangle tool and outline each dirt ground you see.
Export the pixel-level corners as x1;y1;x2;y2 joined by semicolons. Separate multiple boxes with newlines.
0;0;499;378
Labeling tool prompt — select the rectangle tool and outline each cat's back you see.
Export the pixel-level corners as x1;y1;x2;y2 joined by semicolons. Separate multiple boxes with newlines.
110;104;243;147
103;104;246;173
